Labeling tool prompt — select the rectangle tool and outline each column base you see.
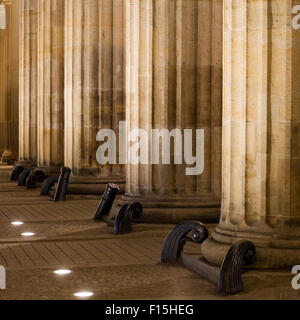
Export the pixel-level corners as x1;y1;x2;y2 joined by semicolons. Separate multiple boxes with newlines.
15;160;36;168
36;166;62;177
1;151;16;165
202;224;300;270
116;194;221;224
67;176;125;195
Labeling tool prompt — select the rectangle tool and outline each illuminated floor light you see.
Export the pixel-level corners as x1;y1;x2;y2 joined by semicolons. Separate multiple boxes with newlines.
21;232;35;237
54;269;72;275
11;222;24;226
74;292;94;298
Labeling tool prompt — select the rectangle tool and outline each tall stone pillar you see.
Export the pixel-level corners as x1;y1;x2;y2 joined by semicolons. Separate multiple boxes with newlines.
120;0;223;223
18;0;38;167
0;3;6;159
0;0;19;164
64;0;125;195
202;0;300;269
36;0;64;175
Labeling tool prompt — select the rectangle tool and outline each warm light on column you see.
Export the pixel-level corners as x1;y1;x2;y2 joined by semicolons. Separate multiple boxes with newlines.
0;5;5;29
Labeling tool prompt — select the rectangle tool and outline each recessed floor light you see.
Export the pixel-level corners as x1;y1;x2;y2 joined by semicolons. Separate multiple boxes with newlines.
11;222;24;226
54;269;72;275
21;232;35;237
74;292;94;298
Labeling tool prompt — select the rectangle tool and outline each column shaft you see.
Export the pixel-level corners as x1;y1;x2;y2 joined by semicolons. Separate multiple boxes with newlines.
64;0;125;194
37;0;64;173
0;0;19;163
18;0;38;167
121;0;223;223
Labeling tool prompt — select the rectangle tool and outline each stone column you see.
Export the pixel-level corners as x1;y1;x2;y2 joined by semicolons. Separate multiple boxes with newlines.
119;0;223;223
0;3;6;159
18;0;38;167
0;0;19;164
202;0;300;269
36;0;64;175
64;0;125;195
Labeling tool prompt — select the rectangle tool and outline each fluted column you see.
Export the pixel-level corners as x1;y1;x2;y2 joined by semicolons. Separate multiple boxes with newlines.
202;0;300;269
0;3;6;158
18;0;38;167
0;0;19;163
37;0;64;174
120;0;223;223
64;0;125;194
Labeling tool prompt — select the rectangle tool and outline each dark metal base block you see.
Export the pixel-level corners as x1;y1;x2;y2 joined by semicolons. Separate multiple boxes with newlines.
40;176;59;196
18;169;33;186
25;170;45;189
181;241;256;296
161;222;256;296
113;202;143;235
181;254;219;286
93;186;144;235
10;166;24;181
161;221;209;264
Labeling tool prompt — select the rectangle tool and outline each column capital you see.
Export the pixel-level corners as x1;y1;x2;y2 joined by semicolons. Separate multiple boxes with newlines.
1;0;12;7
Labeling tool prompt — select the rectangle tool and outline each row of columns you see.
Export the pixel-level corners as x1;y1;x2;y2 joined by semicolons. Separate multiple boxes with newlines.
17;0;223;221
11;0;300;268
64;0;125;193
120;0;222;222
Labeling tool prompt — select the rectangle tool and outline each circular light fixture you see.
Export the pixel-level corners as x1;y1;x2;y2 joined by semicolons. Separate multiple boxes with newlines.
21;232;35;237
54;269;72;275
11;221;24;226
74;292;94;298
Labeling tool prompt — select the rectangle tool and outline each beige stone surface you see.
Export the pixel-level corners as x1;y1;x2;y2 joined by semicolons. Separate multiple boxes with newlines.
64;0;125;185
37;0;64;171
0;0;19;163
121;0;223;221
19;0;38;166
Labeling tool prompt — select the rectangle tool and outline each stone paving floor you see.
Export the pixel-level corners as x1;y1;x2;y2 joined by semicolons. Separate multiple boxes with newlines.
0;166;299;300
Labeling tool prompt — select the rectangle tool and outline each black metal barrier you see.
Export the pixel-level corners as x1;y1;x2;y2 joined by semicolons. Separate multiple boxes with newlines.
54;167;71;202
40;176;59;196
94;184;143;235
25;170;45;189
94;184;120;221
18;168;33;186
161;221;256;296
10;166;24;181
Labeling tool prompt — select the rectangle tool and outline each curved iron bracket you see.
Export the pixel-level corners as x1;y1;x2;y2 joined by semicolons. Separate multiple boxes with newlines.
113;202;143;235
25;170;45;189
93;184;120;221
18;169;33;186
161;221;209;264
40;176;59;196
10;166;24;181
54;167;71;202
217;240;256;295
